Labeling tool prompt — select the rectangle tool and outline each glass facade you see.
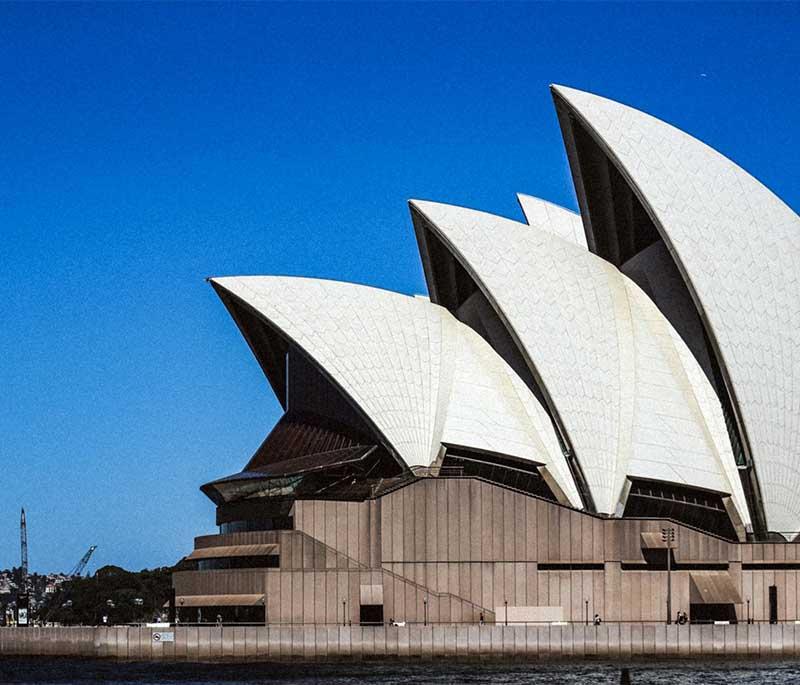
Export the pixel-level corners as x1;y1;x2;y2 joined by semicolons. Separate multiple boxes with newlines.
623;478;738;541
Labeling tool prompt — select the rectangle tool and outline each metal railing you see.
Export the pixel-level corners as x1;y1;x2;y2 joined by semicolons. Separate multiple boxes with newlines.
7;617;799;628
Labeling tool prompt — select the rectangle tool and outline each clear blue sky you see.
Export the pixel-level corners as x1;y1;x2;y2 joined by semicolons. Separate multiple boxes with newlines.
1;2;798;573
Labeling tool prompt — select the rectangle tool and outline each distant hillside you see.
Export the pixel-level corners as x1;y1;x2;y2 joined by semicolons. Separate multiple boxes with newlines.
0;567;66;622
38;565;174;625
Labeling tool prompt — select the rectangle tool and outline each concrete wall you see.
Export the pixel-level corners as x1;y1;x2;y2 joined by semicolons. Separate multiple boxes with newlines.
177;479;800;627
2;624;800;661
297;480;800;624
173;566;492;626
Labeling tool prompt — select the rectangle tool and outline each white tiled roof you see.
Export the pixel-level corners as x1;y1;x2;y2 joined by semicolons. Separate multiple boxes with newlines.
554;85;800;534
411;200;749;525
517;193;588;248
211;276;581;507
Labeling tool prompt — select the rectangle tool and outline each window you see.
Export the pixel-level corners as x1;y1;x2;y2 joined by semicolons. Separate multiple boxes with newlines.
196;555;279;571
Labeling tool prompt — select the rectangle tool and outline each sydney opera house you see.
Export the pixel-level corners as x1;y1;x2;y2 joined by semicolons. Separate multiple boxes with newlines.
173;86;800;627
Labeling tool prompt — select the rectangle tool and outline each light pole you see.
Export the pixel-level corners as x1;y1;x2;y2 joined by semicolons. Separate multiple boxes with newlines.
504;599;508;626
662;527;675;624
423;596;428;626
342;599;346;627
747;598;751;624
585;599;589;626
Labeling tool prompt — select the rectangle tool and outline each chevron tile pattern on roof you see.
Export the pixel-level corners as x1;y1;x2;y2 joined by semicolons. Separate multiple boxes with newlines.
411;198;749;523
554;85;800;534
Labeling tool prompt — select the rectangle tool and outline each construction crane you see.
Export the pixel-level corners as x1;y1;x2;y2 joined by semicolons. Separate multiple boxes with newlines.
69;545;97;578
20;508;28;587
17;508;30;626
43;545;99;623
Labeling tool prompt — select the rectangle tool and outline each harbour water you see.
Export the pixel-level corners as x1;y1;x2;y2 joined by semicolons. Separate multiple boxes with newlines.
3;660;800;685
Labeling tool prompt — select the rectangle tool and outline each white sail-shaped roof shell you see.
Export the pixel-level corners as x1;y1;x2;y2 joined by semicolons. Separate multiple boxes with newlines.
411;199;749;528
211;276;581;507
553;85;800;535
517;193;588;248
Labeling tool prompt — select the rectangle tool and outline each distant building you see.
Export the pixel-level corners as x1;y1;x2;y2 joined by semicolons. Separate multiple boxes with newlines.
175;86;800;626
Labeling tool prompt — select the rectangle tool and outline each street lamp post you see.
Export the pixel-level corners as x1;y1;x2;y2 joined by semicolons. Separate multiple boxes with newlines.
585;599;589;626
342;599;346;627
747;598;751;624
662;527;675;624
423;596;428;626
504;599;508;626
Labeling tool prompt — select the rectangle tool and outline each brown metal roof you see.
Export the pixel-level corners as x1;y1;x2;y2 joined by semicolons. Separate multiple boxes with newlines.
246;412;371;471
186;543;278;560
689;571;742;604
171;594;265;608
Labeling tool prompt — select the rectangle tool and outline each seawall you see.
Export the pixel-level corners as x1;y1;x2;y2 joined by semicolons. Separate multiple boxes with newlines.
1;623;800;661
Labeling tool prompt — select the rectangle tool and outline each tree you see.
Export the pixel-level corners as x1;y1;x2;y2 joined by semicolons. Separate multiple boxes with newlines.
40;565;173;625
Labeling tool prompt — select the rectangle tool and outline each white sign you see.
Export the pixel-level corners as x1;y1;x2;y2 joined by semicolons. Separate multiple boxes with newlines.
18;608;28;626
152;631;175;643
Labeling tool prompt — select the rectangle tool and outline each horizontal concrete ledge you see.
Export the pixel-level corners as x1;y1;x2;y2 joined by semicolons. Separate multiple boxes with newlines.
0;623;796;661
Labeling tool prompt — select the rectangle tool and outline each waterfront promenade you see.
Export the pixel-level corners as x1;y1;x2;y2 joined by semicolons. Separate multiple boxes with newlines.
2;623;800;661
